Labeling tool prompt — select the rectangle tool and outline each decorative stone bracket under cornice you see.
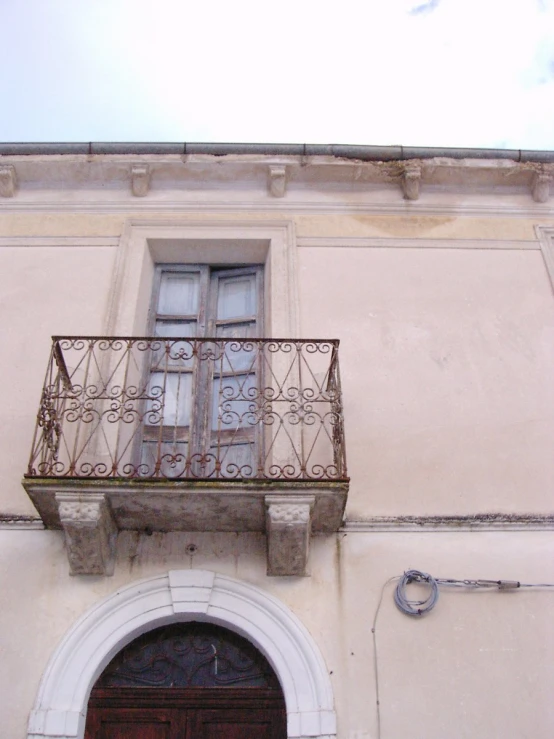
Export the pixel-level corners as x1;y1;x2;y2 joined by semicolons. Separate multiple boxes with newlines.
401;162;421;200
0;164;17;197
531;169;552;203
130;164;151;196
23;479;348;577
268;165;287;197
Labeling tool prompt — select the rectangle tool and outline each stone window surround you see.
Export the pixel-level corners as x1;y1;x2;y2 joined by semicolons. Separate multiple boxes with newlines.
27;570;336;739
104;219;299;338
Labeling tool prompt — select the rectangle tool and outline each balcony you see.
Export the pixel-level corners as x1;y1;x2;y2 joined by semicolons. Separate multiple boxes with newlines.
23;337;348;576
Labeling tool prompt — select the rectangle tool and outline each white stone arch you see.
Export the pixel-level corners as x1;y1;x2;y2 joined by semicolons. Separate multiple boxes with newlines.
28;570;336;739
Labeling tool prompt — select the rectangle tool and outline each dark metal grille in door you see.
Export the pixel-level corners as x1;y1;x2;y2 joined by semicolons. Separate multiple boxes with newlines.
94;622;280;689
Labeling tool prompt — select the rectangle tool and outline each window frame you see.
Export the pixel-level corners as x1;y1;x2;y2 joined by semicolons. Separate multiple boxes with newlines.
103;220;298;340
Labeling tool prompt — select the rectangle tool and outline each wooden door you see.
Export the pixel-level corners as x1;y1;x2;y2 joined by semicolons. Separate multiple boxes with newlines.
206;267;264;478
142;265;264;478
85;690;286;739
142;266;208;477
84;623;286;739
188;706;285;739
85;706;185;739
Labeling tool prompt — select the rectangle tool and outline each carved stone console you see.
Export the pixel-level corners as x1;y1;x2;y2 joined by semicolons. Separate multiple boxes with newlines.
56;493;117;576
402;162;421;200
130;164;151;196
0;165;17;197
24;481;348;577
532;170;551;203
265;495;315;576
268;165;287;197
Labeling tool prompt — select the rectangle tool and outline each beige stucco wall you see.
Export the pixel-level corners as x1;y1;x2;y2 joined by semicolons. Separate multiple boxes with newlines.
298;245;554;516
1;212;553;516
0;528;553;739
0;245;116;514
0;199;553;738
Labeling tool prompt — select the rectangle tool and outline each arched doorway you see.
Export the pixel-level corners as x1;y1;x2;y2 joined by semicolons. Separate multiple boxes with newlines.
85;622;286;738
28;570;336;739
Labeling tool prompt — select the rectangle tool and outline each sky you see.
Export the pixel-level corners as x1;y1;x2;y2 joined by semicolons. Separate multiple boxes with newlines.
1;0;554;149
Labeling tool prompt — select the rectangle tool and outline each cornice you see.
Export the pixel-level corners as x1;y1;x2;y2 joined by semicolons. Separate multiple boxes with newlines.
0;514;44;530
0;234;538;252
1;199;554;218
341;514;554;532
4;513;552;532
297;237;538;250
0;236;120;247
1;154;554;212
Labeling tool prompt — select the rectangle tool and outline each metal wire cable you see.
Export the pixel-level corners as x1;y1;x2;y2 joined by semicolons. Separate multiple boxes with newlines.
371;577;398;739
394;570;554;617
394;569;439;617
371;570;554;738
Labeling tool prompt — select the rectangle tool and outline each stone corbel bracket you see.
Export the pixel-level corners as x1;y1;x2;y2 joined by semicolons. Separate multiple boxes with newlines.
131;164;151;197
265;494;315;576
0;164;17;197
402;161;421;200
56;493;117;576
531;169;551;203
268;165;287;197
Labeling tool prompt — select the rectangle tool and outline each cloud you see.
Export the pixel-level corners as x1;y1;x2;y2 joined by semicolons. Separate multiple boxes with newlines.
409;0;440;16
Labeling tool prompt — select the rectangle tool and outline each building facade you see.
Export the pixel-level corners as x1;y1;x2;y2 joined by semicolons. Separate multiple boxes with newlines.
1;143;553;739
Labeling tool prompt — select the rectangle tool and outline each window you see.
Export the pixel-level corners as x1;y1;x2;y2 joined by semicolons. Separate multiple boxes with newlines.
141;264;264;478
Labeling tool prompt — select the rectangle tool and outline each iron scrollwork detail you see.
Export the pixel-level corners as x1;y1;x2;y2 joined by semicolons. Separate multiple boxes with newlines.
26;336;348;482
37;386;61;459
95;622;281;689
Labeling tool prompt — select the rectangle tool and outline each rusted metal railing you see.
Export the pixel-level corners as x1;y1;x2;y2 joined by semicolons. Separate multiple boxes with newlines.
26;337;347;481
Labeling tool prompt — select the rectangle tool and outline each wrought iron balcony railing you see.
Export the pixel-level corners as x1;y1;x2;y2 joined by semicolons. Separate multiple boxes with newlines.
26;337;347;483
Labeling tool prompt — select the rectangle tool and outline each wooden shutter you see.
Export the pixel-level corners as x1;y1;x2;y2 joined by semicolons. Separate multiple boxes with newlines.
141;267;207;476
206;268;263;477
